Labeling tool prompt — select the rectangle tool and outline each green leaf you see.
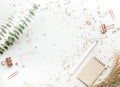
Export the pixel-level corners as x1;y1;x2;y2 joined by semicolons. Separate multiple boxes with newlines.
9;32;15;36
0;37;2;40
18;28;23;34
33;4;39;10
19;24;25;30
20;20;25;23
1;28;7;34
0;51;3;54
5;40;10;46
9;32;19;39
14;26;19;29
6;23;11;27
14;26;23;34
8;36;15;43
20;20;28;27
24;17;31;22
0;47;4;52
7;20;13;25
8;36;15;42
29;9;35;16
14;35;19;39
8;17;12;20
0;32;4;37
28;14;33;19
1;44;8;50
1;25;7;29
13;30;19;36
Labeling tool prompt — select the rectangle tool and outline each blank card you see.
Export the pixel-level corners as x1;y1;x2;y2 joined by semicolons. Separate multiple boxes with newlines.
77;58;105;87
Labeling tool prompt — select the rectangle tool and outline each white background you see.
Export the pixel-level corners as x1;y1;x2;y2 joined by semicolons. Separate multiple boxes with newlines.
0;0;120;87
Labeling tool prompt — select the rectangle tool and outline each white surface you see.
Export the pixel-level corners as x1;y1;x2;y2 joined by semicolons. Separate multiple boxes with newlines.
0;0;120;87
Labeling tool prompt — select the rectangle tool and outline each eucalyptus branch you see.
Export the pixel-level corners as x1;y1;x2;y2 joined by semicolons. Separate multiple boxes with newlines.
0;4;39;54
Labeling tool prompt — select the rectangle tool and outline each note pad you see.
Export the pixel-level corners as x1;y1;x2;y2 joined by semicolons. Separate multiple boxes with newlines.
77;58;105;87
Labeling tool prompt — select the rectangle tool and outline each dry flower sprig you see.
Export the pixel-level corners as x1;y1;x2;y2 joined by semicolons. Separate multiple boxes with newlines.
92;51;120;87
0;4;39;54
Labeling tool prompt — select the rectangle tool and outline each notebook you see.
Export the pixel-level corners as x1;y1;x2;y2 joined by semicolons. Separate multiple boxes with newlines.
77;57;105;87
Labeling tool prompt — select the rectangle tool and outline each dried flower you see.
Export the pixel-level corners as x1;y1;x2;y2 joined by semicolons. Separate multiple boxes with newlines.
92;51;120;87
